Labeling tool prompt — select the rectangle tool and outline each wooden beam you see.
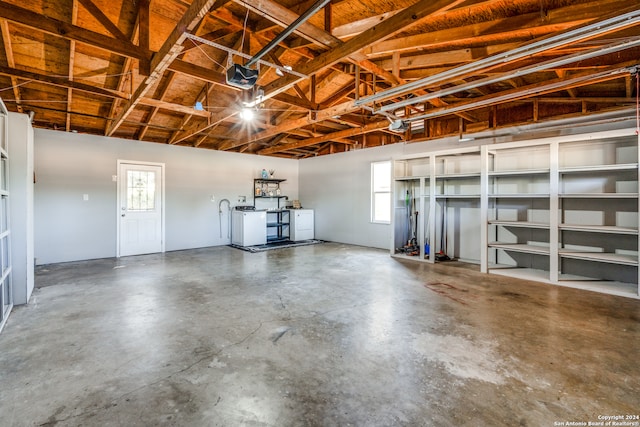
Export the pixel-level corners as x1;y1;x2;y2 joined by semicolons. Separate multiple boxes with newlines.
260;0;466;100
137;97;213;118
332;9;403;39
0;65;130;99
405;64;634;122
138;0;150;75
0;19;22;113
258;120;388;154
106;0;223;136
171;111;237;145
137;72;178;140
77;0;128;41
218;99;358;150
0;1;147;60
67;0;79;132
362;0;608;57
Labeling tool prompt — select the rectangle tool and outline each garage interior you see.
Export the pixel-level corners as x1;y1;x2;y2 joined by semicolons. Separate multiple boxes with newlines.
0;0;639;425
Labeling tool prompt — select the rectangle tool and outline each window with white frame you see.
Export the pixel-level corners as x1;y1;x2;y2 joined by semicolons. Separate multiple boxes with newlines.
371;161;391;223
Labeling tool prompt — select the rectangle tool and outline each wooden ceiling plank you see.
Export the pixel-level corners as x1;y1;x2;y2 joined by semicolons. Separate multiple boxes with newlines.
267;50;310;103
67;0;78;132
0;19;23;113
363;0;619;57
219;98;357;150
138;0;150;75
0;2;147;60
77;0;128;41
106;0;225;137
170;110;237;145
405;62;636;122
0;65;130;99
138;72;180;140
260;0;466;100
104;18;139;135
332;9;404;40
258;120;388;155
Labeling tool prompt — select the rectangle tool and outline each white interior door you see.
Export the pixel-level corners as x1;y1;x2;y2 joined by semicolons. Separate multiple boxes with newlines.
118;161;164;257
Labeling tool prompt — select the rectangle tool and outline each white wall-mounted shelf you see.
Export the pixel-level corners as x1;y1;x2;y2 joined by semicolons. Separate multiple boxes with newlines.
559;224;638;235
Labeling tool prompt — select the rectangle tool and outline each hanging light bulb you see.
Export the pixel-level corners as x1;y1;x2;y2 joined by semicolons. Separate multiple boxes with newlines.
240;107;255;121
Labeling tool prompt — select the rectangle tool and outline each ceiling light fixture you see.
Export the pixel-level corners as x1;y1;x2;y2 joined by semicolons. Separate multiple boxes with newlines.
240;108;255;121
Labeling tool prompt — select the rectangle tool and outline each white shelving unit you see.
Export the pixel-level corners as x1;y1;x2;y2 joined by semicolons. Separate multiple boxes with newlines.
0;98;12;332
391;148;481;264
392;128;640;299
483;142;553;283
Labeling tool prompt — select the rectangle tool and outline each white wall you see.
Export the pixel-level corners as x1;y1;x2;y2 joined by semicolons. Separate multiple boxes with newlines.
34;130;298;264
299;117;638;252
9;112;34;304
298;137;471;250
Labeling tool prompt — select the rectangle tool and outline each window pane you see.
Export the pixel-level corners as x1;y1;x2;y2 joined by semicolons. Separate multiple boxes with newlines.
373;162;391;192
127;170;156;211
373;193;391;222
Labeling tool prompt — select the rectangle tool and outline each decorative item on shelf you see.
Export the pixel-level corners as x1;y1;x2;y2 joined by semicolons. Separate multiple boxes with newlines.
255;186;262;196
292;200;301;209
261;168;269;179
268;190;275;197
276;188;281;196
269;169;275;178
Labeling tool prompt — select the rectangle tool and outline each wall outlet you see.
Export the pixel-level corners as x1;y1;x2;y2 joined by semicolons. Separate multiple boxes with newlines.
83;194;89;201
112;175;117;182
238;195;246;203
210;195;215;202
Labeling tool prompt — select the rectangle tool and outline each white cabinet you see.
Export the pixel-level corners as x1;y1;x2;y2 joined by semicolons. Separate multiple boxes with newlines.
232;210;267;247
289;209;314;241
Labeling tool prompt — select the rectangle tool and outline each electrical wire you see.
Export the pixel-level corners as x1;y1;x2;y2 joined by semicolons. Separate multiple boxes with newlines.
239;7;250;56
0;79;34;92
0;70;132;93
188;38;226;71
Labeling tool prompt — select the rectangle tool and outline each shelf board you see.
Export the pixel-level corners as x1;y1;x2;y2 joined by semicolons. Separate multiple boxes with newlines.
255;178;286;183
255;195;287;199
489;243;550;255
488;168;550;176
266;237;289;243
435;172;481;179
559;250;638;266
489;221;550;229
556;277;639;299
435;194;481;199
267;222;289;227
559;193;638;199
488;267;552;283
559;224;639;235
559;163;638;174
394;176;429;181
488;193;549;198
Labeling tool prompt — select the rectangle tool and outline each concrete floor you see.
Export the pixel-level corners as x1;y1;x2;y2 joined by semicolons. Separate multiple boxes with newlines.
1;243;639;426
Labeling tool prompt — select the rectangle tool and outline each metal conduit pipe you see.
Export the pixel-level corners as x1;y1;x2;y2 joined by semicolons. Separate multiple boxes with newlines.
378;37;640;114
404;66;636;123
354;8;640;108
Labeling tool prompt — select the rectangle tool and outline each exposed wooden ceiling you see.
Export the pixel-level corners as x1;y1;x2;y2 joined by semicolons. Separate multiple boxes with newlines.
0;0;638;158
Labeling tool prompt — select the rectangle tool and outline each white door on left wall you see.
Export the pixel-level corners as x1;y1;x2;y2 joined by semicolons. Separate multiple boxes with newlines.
117;161;164;257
